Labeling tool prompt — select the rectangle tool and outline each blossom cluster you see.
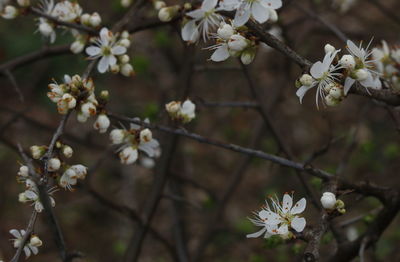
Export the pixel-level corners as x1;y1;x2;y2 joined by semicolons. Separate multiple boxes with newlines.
165;99;196;123
296;40;382;107
47;74;111;133
9;229;42;259
247;193;306;239
110;119;161;165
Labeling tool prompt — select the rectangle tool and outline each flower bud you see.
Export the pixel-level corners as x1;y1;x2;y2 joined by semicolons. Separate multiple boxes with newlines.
165;101;180;114
240;48;256;65
217;23;234;40
62;93;76;109
110;129;125;144
183;3;192;10
119;38;131;48
80;13;90;25
2;5;18;19
48;158;61;172
19;192;29;203
62;145;73;158
324;44;336;54
324;94;339;107
121;63;134;77
339;55;355;69
39;22;54;37
119;54;130;64
320;192;336;210
77;112;89;123
140;128;153;143
355;69;368;81
110;64;120;74
18;165;29;177
121;30;130;39
121;0;132;8
180;99;196;122
154;1;166;10
29;235;42;247
299;74;314;87
70;164;87;179
89;12;101;27
100;90;109;101
81;102;97;117
30;145;46;159
119;146;138;164
93;114;110;133
228;34;248;52
158;6;179;22
17;0;30;7
70;40;85;54
268;9;278;23
329;86;343;99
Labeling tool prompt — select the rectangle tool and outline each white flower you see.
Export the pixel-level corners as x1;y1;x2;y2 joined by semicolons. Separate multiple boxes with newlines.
299;74;314;87
247;193;306;239
80;102;97;117
37;0;56;43
18;165;29;177
1;5;18;19
372;40;393;75
165;101;181;114
110;129;126;144
226;0;282;27
70;164;87;179
158;6;178;22
70;40;85;54
23;186;56;212
62;145;73;158
119;146;138;164
140;128;153;143
181;0;223;43
320;192;336;210
121;0;132;7
86;28;127;73
48;158;61;172
343;40;381;95
52;0;82;22
227;34;248;52
120;63;134;77
10;230;41;258
324;44;336;54
80;13;90;25
240;48;256;65
30;145;46;159
217;22;234;40
93;114;110;133
89;12;101;27
296;50;342;106
180;99;196;122
59;168;77;190
339;54;356;69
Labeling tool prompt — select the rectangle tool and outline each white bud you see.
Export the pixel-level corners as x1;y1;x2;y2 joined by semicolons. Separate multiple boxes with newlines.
80;13;90;25
70;40;85;54
61;93;76;109
119;146;138;165
110;64;120;74
121;63;134;77
339;55;356;69
324;44;336;54
180;99;196;122
355;69;368;81
240;49;256;65
81;102;97;117
2;5;18;19
30;145;45;159
18;166;29;177
110;129;125;144
48;158;61;172
140;128;153;143
39;22;54;37
324;94;339;107
89;12;101;27
165;101;180;114
320;192;336;210
329;86;343;99
29;235;42;247
93;114;110;133
228;34;248;52
70;164;87;179
121;0;132;8
17;0;30;7
268;9;278;23
154;1;166;10
119;38;131;48
62;145;73;158
77;112;89;123
119;54;130;64
158;7;177;22
299;74;314;87
217;23;234;40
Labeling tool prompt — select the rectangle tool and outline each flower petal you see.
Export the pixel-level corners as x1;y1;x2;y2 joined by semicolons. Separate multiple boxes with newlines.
344;77;355;95
10;229;21;238
181;20;199;43
211;44;230;62
291;216;306;232
251;2;269;24
86;46;101;57
187;9;206;19
246;227;267;238
296;85;313;104
290;198;306;214
260;0;282;9
281;193;293;214
112;45;126;55
98;56;110;73
259;210;281;225
310;61;324;79
202;0;218;11
277;224;288;235
233;4;251;27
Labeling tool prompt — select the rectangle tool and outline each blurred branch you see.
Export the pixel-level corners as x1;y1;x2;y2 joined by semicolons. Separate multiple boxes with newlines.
365;0;400;26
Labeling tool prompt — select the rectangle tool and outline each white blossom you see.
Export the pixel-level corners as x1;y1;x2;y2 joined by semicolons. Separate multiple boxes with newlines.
48;158;61;172
17;0;30;7
1;5;18;19
22;186;56;212
52;0;82;22
110;129;125;144
247;193;306;239
10;230;42;258
93;114;110;133
86;28;127;73
30;145;46;159
37;0;56;42
320;192;336;210
18;165;29;178
62;145;73;158
89;12;101;27
119;146;138;165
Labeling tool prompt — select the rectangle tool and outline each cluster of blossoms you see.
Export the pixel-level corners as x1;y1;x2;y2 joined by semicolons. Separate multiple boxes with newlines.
165;99;196;123
47;74;111;133
296;40;382;107
247;193;306;239
372;41;400;92
110;119;161;165
9;229;42;259
86;27;134;76
158;0;282;64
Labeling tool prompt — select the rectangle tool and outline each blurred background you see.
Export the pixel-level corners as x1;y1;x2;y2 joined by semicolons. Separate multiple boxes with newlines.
0;0;400;261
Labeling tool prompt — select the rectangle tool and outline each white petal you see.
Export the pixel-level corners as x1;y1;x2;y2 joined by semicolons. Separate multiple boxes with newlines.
291;216;306;232
260;0;282;9
24;246;31;258
251;3;269;24
86;46;101;56
98;56;110;73
202;0;218;11
100;27;111;45
281;193;293;214
211;44;230;62
344;77;355;95
296;85;313;104
108;55;117;66
277;224;288;235
187;9;205;19
310;61;324;79
10;229;21;238
139;143;155;157
181;20;199;43
259;210;281;225
290;198;306;214
112;45;126;55
246;227;267;238
30;246;39;255
233;5;251;27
